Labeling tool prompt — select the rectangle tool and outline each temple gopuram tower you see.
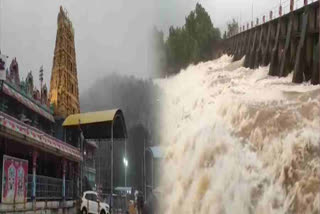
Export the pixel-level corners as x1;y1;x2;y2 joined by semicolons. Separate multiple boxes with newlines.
49;6;80;118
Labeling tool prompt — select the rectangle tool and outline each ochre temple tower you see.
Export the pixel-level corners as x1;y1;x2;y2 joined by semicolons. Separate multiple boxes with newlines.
49;6;80;118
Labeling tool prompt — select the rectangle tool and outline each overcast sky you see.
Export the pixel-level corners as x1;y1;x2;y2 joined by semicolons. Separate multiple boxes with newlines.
0;0;293;92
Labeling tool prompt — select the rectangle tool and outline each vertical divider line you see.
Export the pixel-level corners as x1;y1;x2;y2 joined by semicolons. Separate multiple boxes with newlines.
0;0;2;51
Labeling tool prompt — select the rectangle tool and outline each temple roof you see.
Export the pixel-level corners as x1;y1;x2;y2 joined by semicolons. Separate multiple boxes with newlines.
0;111;81;161
63;109;119;126
1;81;54;122
63;109;127;139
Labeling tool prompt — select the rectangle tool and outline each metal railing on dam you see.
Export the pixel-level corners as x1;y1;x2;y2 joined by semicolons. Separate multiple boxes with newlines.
222;0;319;85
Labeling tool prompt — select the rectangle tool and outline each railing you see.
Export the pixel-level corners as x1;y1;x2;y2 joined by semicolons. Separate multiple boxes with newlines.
27;174;74;201
36;175;62;200
100;193;127;213
66;180;75;199
27;175;32;199
233;0;318;36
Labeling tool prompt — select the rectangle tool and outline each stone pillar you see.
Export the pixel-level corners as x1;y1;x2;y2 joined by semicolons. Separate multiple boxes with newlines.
68;162;73;197
270;11;273;20
32;150;38;212
73;162;80;200
62;159;67;200
279;16;294;77
262;22;272;66
269;19;282;76
254;26;265;68
293;8;309;83
290;0;294;12
279;5;282;17
32;150;38;202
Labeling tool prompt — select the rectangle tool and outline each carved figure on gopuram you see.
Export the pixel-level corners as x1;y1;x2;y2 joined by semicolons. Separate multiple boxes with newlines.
8;58;20;87
0;58;5;70
33;89;41;101
41;84;49;107
25;71;34;97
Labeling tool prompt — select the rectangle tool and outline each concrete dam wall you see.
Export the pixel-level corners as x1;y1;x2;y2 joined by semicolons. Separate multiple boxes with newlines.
223;1;319;85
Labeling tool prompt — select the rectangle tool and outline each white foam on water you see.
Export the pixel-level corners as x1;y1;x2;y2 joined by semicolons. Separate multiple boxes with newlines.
156;55;320;214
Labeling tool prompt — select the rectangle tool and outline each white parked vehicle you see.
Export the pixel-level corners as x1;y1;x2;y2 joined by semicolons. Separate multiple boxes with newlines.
81;191;110;214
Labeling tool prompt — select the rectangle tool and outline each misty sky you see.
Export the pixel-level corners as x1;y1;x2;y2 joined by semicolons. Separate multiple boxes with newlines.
0;0;289;92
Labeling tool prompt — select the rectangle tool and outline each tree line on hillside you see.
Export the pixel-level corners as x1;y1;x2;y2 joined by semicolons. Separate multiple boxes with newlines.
153;3;240;76
155;3;221;76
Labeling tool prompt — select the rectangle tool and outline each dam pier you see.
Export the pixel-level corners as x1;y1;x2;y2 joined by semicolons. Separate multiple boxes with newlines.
223;0;319;85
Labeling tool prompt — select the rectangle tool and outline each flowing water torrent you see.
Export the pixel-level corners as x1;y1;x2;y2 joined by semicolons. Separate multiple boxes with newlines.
157;55;320;214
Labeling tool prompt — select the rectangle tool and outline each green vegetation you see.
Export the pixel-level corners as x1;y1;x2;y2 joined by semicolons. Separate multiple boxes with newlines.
225;19;239;38
157;3;221;76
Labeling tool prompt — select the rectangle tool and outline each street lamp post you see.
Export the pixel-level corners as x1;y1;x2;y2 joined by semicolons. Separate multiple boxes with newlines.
110;122;114;214
143;139;146;201
110;114;127;214
79;124;85;196
124;138;127;187
123;157;128;187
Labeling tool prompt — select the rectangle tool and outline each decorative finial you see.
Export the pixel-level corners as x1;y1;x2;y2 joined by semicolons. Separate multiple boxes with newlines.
39;66;44;82
39;66;44;101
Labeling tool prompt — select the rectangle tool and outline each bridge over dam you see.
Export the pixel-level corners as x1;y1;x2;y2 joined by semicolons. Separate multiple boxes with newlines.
220;0;319;85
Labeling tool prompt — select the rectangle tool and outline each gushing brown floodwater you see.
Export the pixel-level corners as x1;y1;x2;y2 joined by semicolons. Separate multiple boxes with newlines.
157;56;320;214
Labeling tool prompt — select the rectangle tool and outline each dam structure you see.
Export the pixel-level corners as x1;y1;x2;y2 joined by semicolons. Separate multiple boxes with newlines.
224;0;319;85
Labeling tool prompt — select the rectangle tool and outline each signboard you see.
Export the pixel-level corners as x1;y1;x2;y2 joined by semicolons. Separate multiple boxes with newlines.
0;54;7;80
2;155;28;204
